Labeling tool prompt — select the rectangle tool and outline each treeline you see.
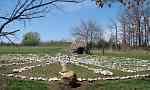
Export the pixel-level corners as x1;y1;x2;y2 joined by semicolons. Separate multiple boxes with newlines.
0;32;71;46
0;41;71;47
72;1;150;52
110;0;150;50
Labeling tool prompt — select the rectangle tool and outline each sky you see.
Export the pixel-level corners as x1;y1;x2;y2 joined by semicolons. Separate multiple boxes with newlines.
0;0;122;43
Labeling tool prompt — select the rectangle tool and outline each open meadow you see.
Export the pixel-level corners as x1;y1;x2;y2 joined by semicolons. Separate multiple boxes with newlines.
0;46;150;90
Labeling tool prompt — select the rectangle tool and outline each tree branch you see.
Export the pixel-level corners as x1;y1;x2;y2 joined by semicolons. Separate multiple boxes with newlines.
0;0;82;33
0;30;20;36
19;16;45;19
0;17;9;20
4;35;15;45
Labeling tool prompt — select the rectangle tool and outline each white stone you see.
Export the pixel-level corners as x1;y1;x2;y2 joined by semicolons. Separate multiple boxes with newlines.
37;77;42;80
82;78;86;81
77;78;82;81
101;70;113;76
48;77;59;81
29;77;34;80
20;76;26;79
41;78;47;81
33;77;38;80
13;69;21;73
36;64;41;67
7;74;14;77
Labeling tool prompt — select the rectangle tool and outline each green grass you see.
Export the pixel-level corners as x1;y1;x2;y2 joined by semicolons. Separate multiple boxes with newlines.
8;79;49;90
7;79;150;90
0;45;69;54
67;64;97;78
1;45;150;60
93;50;150;60
87;79;150;90
29;64;61;78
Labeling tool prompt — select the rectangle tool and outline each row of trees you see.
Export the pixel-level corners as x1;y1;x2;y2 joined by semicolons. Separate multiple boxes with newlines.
72;0;150;52
110;0;150;50
0;31;71;46
22;32;72;46
122;0;150;48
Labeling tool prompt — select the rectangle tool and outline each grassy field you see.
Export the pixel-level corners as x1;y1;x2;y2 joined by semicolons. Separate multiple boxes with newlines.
92;50;150;60
67;64;97;78
20;64;62;78
6;79;150;90
0;44;70;55
19;63;96;78
1;45;150;60
1;46;150;90
87;79;150;90
7;79;49;90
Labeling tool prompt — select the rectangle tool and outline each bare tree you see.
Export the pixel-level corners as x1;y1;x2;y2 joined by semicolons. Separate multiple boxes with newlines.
109;19;120;49
0;0;82;43
72;20;103;54
118;0;150;48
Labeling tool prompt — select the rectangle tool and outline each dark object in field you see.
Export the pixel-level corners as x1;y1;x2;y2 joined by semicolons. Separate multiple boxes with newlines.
58;80;90;90
62;74;80;88
72;47;85;54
